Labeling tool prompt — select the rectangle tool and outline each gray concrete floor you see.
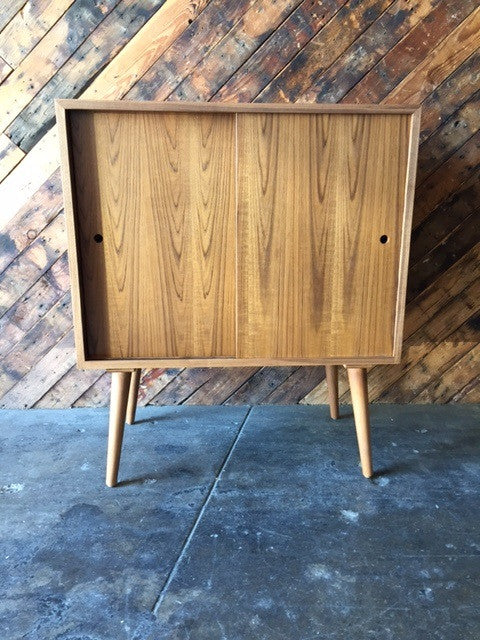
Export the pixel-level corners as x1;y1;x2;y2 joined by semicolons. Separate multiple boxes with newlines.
0;405;479;640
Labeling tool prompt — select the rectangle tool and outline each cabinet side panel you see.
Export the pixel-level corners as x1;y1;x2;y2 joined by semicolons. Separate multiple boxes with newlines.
69;111;236;359
237;112;411;359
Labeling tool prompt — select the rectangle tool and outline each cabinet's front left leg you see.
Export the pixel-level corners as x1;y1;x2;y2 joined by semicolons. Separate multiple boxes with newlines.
106;371;132;487
126;368;141;425
346;367;373;478
325;365;339;419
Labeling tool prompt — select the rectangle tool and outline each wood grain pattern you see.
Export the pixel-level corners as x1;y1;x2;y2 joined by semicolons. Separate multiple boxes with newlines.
237;112;411;359
68;109;236;360
59;103;418;368
0;0;478;406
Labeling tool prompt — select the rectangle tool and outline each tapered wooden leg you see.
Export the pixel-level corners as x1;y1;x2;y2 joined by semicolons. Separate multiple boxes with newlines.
346;367;373;478
126;368;141;425
325;365;339;419
106;371;131;487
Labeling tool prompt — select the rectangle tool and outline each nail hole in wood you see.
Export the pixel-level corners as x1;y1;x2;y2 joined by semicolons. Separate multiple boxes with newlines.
380;234;388;244
94;234;103;243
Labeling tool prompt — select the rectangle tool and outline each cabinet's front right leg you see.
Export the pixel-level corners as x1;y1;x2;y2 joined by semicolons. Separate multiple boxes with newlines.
106;371;132;487
346;367;373;478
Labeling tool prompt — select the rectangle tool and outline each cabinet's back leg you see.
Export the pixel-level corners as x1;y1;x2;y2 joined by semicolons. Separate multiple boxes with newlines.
346;367;373;478
106;371;132;487
126;369;141;425
325;365;339;419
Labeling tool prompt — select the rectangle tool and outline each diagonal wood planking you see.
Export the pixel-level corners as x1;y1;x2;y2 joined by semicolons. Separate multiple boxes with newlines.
0;0;479;408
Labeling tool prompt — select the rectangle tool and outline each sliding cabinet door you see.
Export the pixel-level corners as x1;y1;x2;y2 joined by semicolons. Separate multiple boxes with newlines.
70;111;236;360
236;112;410;359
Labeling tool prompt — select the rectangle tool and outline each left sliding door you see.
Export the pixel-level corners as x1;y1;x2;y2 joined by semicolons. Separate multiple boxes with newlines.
69;110;237;359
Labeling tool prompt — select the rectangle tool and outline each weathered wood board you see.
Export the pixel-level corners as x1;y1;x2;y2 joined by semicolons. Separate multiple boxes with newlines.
0;0;478;407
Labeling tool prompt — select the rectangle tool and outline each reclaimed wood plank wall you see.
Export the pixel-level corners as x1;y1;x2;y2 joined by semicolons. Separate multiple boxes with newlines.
0;0;479;408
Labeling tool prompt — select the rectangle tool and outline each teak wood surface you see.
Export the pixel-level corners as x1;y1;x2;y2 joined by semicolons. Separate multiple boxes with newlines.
56;100;421;370
68;110;236;359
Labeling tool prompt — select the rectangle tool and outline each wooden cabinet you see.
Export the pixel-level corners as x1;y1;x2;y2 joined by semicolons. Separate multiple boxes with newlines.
56;100;421;485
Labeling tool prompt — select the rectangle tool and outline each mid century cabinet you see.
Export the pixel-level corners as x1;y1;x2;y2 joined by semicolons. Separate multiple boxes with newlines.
55;100;421;486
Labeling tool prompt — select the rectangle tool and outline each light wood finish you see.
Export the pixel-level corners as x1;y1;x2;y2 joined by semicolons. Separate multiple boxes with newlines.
392;108;422;357
237;112;411;359
325;365;339;420
56;100;421;370
347;367;373;478
106;371;131;487
69;355;398;370
126;368;141;425
67;109;236;360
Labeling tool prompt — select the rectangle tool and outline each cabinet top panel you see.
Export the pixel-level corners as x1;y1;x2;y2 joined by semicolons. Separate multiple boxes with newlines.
56;99;420;116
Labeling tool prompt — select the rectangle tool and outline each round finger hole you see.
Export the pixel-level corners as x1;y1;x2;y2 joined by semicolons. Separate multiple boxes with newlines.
379;234;388;244
93;233;103;243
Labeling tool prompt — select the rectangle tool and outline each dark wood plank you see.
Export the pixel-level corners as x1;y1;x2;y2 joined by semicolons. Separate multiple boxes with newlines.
168;0;304;102
413;130;480;227
34;364;102;408
414;343;480;403
0;168;62;273
0;292;72;398
7;0;166;152
183;368;259;405
150;368;212;405
214;0;348;103
407;210;480;302
364;264;480;402
416;91;480;180
127;0;255;101
379;315;479;403
256;0;395;102
419;50;480;143
0;0;121;133
0;330;76;409
302;0;442;103
0;214;66;318
0;252;69;357
409;169;480;265
384;8;480;106
73;371;111;407
449;373;480;403
224;367;297;405
0;0;75;68
264;366;326;404
343;0;478;103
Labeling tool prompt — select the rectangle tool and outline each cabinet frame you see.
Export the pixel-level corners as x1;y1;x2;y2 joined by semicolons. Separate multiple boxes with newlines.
56;99;421;371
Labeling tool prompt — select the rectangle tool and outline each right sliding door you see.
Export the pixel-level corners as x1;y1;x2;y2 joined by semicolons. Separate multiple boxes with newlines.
236;112;411;359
